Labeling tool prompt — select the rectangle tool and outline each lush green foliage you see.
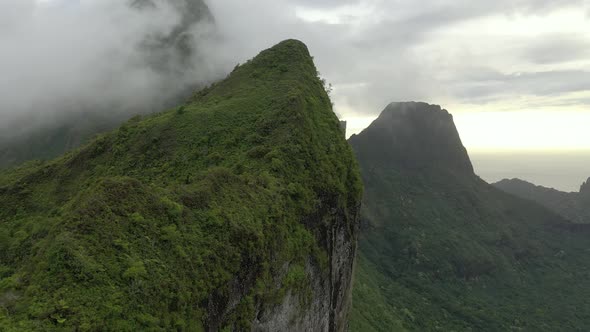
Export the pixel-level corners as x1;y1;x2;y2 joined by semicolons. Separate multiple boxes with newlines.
349;107;590;331
0;40;361;331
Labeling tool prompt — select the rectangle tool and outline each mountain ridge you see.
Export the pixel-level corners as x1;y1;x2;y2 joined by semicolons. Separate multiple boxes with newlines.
0;39;362;331
494;177;590;224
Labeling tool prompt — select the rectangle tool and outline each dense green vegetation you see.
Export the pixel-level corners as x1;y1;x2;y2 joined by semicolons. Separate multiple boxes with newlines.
0;40;361;331
349;102;590;331
494;178;590;224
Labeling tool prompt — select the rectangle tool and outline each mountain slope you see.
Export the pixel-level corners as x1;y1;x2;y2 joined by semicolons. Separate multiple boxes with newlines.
349;102;590;331
0;40;362;331
494;178;590;224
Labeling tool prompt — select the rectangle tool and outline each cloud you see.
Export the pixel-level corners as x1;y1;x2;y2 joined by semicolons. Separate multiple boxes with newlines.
446;68;590;103
206;0;590;117
524;35;590;64
0;0;221;137
1;0;588;141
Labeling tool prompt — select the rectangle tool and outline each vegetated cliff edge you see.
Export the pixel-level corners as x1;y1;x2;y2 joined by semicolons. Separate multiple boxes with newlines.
0;40;362;331
349;102;590;331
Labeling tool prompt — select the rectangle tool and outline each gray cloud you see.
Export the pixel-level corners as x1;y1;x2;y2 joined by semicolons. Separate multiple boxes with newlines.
208;0;590;115
1;0;588;141
450;69;590;103
285;0;358;9
524;35;590;64
0;0;224;138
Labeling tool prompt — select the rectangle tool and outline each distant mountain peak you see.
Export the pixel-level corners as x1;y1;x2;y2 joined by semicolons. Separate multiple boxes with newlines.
349;101;473;175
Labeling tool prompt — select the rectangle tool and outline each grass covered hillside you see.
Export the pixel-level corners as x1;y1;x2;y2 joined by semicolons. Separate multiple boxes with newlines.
0;40;362;331
349;102;590;331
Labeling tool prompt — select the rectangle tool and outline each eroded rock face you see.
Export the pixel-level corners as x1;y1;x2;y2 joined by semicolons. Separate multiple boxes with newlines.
349;102;474;176
204;203;360;332
252;202;360;332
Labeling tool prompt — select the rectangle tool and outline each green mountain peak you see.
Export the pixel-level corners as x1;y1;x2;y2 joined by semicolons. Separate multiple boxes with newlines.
0;40;362;331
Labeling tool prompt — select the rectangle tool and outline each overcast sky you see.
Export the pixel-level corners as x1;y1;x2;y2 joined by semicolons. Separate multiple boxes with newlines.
1;0;587;190
0;0;219;137
2;0;589;152
207;0;590;151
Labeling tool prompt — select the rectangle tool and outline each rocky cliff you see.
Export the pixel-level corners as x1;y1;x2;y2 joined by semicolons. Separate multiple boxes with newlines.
0;40;362;331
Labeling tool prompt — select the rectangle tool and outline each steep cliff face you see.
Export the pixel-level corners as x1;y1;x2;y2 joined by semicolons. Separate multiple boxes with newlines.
349;102;590;331
253;212;358;332
0;40;362;331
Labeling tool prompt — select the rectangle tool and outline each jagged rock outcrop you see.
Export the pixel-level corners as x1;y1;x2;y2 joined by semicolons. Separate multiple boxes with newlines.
349;102;473;175
0;40;362;331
